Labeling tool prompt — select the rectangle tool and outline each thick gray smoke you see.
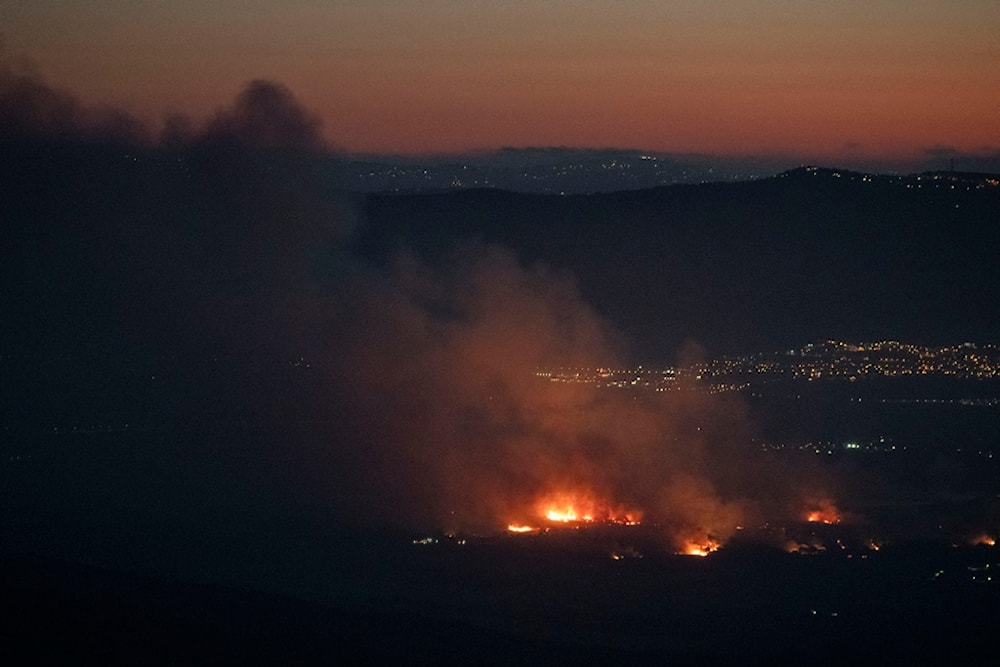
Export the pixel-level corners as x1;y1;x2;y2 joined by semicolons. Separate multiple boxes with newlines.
306;242;774;548
1;63;834;555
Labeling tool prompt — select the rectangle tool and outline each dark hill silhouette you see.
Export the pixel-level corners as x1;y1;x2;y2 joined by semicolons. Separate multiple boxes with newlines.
360;168;1000;359
4;142;998;367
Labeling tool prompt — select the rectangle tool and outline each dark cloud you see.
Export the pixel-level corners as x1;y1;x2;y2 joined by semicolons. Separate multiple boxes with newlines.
0;58;149;144
200;79;326;151
0;48;326;153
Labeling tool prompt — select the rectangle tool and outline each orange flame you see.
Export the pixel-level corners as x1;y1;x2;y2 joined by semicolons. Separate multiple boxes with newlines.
507;524;538;533
804;498;841;525
676;527;721;556
545;507;589;523
534;490;641;526
680;537;719;557
970;533;996;547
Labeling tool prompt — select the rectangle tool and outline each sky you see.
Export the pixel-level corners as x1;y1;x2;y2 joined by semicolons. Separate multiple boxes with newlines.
2;1;999;166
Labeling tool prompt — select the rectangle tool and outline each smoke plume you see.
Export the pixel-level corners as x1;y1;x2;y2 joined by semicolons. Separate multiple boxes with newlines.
2;67;815;554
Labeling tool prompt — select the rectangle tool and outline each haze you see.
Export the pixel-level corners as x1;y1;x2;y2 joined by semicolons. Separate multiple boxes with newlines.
3;1;999;167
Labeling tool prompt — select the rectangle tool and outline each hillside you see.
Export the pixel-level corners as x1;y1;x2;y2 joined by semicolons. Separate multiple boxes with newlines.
361;168;1000;359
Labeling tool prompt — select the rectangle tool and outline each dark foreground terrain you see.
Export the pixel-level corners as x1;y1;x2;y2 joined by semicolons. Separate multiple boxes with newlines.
4;519;998;665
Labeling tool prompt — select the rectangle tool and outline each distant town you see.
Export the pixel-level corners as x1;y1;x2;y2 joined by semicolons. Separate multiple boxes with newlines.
539;339;1000;459
348;149;1000;195
538;339;1000;391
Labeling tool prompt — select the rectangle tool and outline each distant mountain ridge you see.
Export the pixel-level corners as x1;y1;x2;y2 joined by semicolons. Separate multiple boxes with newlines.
346;146;1000;195
359;166;1000;360
2;138;997;365
347;148;783;194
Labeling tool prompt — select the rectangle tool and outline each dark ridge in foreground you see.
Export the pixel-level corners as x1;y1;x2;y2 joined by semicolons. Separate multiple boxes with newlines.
4;530;998;665
1;553;606;665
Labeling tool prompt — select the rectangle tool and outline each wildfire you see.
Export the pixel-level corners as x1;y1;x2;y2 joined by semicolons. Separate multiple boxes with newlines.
534;490;641;526
804;498;841;525
675;527;721;557
680;538;720;557
545;507;592;523
507;524;539;533
504;489;643;534
970;534;996;547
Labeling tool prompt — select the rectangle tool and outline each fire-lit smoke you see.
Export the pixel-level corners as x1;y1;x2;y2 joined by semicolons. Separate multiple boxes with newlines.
1;63;850;554
803;497;842;525
311;243;778;555
179;85;796;551
969;534;996;547
679;535;721;557
658;473;747;554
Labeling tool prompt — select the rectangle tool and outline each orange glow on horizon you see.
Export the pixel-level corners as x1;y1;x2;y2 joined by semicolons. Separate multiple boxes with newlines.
4;4;998;163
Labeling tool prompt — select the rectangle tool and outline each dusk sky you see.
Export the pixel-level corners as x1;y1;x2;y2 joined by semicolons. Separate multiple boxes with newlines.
4;1;999;166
